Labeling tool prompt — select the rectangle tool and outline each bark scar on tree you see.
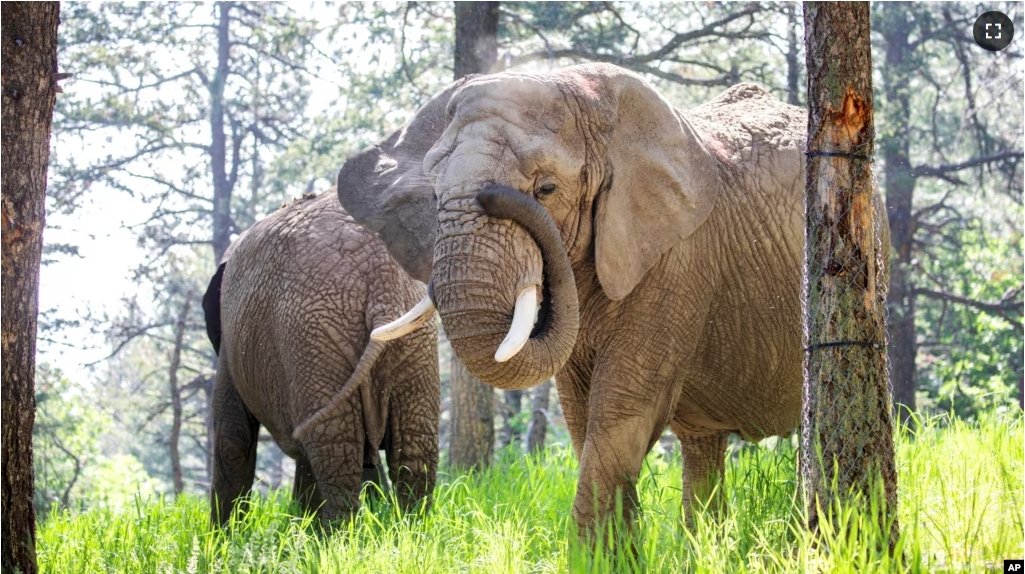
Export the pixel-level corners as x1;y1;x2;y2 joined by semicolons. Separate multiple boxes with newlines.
824;86;878;312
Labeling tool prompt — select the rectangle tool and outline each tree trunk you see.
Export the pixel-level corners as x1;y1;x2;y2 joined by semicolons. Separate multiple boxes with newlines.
802;1;899;548
1;3;60;572
448;353;494;469
785;3;801;106
168;294;193;495
210;1;233;266
454;1;499;78
499;390;524;450
877;3;917;424
526;379;551;454
447;1;499;470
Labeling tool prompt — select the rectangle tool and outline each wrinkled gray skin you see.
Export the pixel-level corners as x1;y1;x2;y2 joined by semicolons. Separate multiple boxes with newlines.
337;63;883;532
203;192;439;527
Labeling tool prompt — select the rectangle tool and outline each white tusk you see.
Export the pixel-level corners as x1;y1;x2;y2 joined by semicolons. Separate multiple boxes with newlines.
371;295;436;341
495;286;539;363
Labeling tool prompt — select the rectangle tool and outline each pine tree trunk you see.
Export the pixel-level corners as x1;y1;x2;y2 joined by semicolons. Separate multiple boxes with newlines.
500;390;524;450
877;4;918;424
1;4;60;572
448;1;499;470
168;294;193;495
785;3;801;106
454;1;499;78
526;379;551;454
448;354;494;469
802;1;899;548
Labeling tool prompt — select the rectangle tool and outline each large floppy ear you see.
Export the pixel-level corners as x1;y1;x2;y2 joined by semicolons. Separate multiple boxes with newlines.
592;68;721;300
337;78;472;282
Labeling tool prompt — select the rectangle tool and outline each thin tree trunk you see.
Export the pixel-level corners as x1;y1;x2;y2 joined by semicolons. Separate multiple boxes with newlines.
785;3;801;106
205;1;235;487
877;3;918;424
1;4;60;572
448;353;494;469
500;390;524;450
210;1;233;266
168;293;193;495
526;379;551;454
802;1;899;548
454;1;499;78
448;1;499;470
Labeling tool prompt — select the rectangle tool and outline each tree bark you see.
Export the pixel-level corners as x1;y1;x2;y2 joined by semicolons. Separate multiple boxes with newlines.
454;1;499;78
168;294;193;495
1;3;60;572
526;379;551;454
802;1;899;548
877;3;918;424
499;390;523;450
785;3;801;106
448;354;494;470
210;1;233;266
447;1;499;470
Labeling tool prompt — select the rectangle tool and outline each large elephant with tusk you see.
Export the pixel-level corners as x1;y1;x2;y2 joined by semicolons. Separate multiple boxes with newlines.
338;63;849;533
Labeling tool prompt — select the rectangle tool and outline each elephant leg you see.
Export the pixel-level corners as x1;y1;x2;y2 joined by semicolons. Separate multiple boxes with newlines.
677;431;728;526
383;365;439;513
292;454;324;516
210;372;260;527
555;354;593;459
572;369;674;541
300;392;366;526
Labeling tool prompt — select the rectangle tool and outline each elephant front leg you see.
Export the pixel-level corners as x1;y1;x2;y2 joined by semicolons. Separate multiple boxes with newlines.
572;369;674;543
677;432;728;526
210;372;260;527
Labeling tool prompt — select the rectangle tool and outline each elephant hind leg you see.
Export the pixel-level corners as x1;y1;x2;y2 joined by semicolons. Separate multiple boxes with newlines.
675;431;729;526
210;372;260;527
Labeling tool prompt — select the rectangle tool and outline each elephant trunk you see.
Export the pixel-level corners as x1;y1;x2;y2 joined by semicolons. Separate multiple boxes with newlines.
433;184;579;390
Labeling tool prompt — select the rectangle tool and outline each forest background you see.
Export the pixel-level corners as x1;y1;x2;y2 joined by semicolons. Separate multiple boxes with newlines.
34;1;1023;513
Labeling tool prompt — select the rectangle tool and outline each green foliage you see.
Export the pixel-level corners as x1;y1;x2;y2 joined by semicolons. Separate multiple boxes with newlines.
34;364;105;514
38;413;1023;573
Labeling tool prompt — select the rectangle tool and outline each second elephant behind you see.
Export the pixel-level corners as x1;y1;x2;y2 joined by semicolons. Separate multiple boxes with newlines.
203;192;440;526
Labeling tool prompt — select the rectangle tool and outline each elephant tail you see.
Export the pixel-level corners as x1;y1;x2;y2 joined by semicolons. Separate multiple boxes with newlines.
292;338;387;441
202;263;227;355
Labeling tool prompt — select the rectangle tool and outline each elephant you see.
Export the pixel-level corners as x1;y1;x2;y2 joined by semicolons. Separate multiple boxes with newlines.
201;191;440;527
335;62;886;534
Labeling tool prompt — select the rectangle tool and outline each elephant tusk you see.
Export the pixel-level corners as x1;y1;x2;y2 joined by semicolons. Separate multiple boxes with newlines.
370;295;436;341
495;286;539;363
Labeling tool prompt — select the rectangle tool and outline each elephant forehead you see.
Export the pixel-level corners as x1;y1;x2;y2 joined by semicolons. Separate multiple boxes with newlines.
454;75;570;133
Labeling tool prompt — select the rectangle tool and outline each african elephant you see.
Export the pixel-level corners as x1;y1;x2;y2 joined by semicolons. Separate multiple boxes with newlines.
202;192;439;527
336;63;825;532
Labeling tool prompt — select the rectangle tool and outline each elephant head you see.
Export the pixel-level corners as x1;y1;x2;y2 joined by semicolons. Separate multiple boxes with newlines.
338;63;721;389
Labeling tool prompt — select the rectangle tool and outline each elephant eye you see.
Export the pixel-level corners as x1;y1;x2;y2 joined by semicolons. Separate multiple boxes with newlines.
535;182;557;199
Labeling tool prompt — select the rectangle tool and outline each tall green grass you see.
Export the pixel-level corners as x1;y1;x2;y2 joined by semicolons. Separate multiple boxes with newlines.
38;412;1023;573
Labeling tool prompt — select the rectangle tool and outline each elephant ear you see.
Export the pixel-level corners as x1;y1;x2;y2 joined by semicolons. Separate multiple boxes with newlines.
593;68;721;301
337;78;473;282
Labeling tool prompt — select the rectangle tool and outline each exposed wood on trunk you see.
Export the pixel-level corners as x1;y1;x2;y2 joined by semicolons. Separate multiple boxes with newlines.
1;3;60;572
448;1;500;470
802;1;900;548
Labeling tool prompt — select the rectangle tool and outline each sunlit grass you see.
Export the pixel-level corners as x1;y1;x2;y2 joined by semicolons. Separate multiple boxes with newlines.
38;412;1023;573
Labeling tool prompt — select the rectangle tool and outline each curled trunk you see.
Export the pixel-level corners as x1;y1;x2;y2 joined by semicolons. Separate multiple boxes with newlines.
433;185;579;389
